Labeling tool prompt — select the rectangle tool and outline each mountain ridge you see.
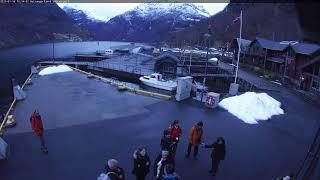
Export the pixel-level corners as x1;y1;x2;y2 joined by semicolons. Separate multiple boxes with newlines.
63;3;210;42
168;2;301;47
0;3;92;49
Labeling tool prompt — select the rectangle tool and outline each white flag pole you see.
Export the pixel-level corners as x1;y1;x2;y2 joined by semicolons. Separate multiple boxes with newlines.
234;10;242;83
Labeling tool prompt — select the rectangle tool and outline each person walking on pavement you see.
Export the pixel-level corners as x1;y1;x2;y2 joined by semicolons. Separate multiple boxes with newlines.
161;129;174;154
154;150;175;180
132;147;150;180
204;137;226;176
168;120;182;155
29;110;48;153
97;159;125;180
186;121;203;160
162;164;180;180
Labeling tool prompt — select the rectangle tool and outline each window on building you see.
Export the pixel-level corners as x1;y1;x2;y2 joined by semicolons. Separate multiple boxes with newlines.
163;64;175;73
311;78;320;92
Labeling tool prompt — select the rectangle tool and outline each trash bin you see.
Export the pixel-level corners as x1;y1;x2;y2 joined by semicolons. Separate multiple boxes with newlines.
229;83;239;96
205;92;220;108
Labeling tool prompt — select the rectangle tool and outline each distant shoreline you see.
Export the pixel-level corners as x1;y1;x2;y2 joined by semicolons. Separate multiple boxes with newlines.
0;40;150;51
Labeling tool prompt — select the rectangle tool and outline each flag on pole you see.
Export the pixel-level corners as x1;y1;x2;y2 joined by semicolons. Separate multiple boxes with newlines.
225;13;241;32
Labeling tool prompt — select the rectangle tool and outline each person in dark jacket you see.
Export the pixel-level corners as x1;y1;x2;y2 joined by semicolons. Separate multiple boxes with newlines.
168;120;182;155
186;121;203;159
97;159;125;180
160;129;174;154
162;164;180;180
29;110;48;153
153;150;175;180
132;147;150;180
204;137;226;176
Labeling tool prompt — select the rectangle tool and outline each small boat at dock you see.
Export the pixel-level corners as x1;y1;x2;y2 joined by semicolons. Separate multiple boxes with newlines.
139;73;177;91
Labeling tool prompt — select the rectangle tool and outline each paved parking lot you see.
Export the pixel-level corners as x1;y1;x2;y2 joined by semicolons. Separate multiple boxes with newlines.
0;70;319;180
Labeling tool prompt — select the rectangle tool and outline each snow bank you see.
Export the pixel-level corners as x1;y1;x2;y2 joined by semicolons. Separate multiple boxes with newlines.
218;92;284;124
39;65;72;76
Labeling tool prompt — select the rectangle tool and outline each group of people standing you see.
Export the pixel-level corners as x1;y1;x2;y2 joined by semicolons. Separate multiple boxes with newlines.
28;111;226;180
97;120;226;180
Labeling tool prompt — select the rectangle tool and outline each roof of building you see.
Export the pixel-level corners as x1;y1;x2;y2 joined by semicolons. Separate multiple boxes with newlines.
237;38;252;47
154;53;179;62
290;42;320;56
250;37;288;51
230;38;251;49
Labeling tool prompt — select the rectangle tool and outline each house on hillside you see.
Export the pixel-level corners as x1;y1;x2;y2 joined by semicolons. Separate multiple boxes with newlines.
154;53;180;79
248;37;288;73
229;38;251;63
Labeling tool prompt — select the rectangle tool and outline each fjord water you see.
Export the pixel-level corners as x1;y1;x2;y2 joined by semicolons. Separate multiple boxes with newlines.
0;41;130;112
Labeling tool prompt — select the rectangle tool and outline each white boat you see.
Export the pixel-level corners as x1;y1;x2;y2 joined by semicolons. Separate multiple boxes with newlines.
139;73;177;91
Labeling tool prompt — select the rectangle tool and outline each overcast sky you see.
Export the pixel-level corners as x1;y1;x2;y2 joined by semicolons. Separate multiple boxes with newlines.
57;3;229;21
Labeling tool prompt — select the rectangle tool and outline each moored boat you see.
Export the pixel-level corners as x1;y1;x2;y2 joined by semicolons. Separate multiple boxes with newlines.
139;73;177;91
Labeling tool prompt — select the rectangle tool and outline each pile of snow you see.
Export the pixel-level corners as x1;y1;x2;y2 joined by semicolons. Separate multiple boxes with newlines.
218;92;284;124
39;65;73;76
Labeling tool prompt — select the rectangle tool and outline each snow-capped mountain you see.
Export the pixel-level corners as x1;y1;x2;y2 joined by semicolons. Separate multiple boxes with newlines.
63;3;210;42
63;6;105;24
63;6;109;22
123;3;210;21
63;6;109;40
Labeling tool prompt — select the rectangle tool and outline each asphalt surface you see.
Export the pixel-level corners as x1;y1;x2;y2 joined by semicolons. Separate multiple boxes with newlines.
0;70;320;180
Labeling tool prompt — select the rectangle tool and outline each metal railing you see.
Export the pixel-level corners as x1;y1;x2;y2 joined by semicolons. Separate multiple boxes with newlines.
0;73;33;134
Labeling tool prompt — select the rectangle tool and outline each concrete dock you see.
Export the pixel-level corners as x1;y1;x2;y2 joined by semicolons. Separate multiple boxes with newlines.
0;69;320;180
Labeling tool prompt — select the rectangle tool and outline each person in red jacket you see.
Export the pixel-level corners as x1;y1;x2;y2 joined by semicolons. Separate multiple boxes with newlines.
168;120;182;155
30;110;48;153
